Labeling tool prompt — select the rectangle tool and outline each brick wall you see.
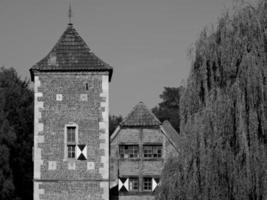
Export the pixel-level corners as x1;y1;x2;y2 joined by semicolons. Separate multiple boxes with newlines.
34;72;109;200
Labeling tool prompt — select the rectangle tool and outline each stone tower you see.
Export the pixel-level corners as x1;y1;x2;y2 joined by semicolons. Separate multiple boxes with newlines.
30;22;112;200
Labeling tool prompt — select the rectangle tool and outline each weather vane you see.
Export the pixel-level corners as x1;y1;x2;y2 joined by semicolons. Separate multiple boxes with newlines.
68;0;73;25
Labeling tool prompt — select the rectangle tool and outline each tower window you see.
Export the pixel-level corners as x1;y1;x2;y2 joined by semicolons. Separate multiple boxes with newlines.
66;125;78;159
67;127;76;143
67;145;75;158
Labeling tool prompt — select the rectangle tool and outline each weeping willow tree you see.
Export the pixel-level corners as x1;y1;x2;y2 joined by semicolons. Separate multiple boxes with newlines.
157;1;267;199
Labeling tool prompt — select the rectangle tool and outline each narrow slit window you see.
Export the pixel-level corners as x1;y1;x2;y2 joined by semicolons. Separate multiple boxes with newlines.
85;83;89;91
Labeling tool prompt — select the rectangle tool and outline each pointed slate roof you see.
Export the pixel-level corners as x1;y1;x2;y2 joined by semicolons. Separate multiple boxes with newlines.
30;23;113;81
120;102;161;127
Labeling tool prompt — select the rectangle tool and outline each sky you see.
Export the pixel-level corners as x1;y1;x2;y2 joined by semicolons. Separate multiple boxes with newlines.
0;0;236;116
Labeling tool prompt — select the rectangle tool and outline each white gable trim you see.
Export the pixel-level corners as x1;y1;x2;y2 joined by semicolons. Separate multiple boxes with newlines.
160;125;180;154
110;125;121;142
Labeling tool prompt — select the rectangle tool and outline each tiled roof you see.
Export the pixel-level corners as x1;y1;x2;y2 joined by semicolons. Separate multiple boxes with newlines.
161;120;180;149
30;24;113;81
120;102;161;127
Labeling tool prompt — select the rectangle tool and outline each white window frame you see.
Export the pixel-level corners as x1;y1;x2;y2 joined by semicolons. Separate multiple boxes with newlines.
64;123;78;160
143;177;153;191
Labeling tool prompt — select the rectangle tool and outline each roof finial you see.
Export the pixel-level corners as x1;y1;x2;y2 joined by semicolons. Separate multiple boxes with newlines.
68;0;73;25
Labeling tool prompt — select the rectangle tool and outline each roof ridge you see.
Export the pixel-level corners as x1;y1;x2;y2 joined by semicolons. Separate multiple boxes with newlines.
120;101;161;127
51;25;91;53
120;102;141;126
144;102;161;124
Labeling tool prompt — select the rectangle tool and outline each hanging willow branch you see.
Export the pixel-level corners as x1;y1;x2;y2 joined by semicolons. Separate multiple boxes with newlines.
156;1;267;199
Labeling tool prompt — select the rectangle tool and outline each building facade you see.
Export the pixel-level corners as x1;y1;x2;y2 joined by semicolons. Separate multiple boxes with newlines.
110;102;179;200
30;22;112;200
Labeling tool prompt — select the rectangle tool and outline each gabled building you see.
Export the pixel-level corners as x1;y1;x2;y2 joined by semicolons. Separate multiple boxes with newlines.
31;22;112;200
110;102;179;200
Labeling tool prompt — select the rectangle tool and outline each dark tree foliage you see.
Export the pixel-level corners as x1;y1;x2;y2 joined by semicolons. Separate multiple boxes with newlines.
0;115;16;200
0;67;33;200
109;115;123;136
157;1;267;200
152;87;183;132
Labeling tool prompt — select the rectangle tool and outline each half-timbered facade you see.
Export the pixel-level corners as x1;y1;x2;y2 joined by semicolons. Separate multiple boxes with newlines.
110;102;179;200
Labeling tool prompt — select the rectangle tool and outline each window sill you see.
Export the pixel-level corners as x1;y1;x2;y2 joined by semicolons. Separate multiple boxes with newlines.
143;158;163;161
119;191;154;195
119;158;140;161
119;158;164;161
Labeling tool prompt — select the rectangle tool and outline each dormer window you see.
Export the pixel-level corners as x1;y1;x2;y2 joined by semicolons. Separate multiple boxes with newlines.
48;53;58;66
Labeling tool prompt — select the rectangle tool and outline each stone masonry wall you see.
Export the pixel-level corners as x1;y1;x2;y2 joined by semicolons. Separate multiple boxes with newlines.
34;72;109;200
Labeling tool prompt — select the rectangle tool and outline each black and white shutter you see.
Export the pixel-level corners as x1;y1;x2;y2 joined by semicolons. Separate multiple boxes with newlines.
118;177;129;192
76;144;87;160
152;178;160;191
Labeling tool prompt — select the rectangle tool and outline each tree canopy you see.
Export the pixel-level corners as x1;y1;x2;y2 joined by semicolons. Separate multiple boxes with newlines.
0;67;33;200
152;87;183;133
109;114;123;136
157;1;267;199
